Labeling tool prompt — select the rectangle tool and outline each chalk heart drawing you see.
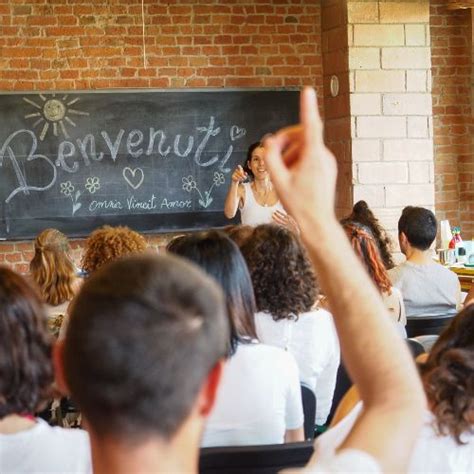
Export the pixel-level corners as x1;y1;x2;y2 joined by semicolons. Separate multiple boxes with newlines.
230;125;246;141
123;167;144;190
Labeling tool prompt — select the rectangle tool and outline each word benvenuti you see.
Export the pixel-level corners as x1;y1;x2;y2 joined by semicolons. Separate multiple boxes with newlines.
0;116;243;204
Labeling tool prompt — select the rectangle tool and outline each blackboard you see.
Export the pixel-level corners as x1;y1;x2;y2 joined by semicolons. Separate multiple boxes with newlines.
0;89;299;240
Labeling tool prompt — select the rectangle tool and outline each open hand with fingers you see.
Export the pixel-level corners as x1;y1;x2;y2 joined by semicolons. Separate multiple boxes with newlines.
272;210;300;234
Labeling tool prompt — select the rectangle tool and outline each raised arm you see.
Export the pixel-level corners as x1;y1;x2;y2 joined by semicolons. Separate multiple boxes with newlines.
265;88;425;472
224;166;246;219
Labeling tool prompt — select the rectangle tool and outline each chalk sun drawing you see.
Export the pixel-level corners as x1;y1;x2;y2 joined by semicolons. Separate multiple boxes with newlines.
123;167;145;190
23;93;89;141
182;172;225;209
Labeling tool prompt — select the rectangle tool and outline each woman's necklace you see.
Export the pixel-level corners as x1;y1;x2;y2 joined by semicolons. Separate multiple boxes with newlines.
252;182;271;207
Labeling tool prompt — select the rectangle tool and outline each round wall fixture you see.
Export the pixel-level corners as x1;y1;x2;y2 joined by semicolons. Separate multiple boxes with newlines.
330;75;339;97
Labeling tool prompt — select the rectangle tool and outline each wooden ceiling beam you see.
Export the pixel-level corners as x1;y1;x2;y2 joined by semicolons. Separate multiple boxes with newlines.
447;0;474;9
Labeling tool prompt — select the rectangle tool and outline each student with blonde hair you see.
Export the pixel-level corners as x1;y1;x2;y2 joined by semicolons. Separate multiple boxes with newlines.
30;229;80;333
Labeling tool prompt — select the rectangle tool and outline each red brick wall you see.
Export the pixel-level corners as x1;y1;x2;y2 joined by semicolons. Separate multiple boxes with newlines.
430;1;474;236
0;0;323;273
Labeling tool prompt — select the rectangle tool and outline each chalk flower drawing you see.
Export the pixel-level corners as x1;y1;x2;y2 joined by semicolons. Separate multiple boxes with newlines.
60;181;74;197
213;172;225;186
22;93;89;141
182;176;197;192
85;176;101;194
182;172;226;209
60;181;82;216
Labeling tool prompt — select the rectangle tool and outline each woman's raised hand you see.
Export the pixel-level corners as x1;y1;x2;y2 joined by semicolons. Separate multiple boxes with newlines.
231;165;248;184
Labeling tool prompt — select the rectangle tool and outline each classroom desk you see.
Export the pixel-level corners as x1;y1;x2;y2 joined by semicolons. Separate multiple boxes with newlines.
449;265;474;292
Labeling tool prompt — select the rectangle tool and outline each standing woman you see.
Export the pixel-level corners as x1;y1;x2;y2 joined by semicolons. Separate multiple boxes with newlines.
224;142;292;227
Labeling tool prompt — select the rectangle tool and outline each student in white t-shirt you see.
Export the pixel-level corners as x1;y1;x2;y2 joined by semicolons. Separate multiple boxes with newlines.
0;266;91;474
167;231;304;447
311;304;474;473
240;224;340;426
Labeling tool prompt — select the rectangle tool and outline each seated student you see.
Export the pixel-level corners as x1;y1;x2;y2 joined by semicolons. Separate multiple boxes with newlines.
343;200;395;270
0;266;91;473
80;225;148;275
342;222;406;331
59;225;147;340
167;231;304;447
29;228;81;336
56;253;230;473
240;224;339;427
388;207;461;318
310;305;474;473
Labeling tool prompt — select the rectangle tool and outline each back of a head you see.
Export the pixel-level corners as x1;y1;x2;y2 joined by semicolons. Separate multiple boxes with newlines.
0;266;53;418
240;224;317;321
64;253;228;442
30;228;76;306
398;206;437;251
346;200;395;270
225;225;254;248
343;222;391;295
81;225;147;274
167;230;257;353
420;306;474;444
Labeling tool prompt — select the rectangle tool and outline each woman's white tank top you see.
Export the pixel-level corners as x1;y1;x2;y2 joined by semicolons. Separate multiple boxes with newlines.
239;182;285;226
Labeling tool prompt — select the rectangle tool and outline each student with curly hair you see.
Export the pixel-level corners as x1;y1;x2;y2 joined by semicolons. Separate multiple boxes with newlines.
167;231;304;446
81;225;147;275
343;200;395;270
312;304;474;473
59;225;148;340
30;228;81;326
343;222;406;329
0;266;91;473
240;224;340;426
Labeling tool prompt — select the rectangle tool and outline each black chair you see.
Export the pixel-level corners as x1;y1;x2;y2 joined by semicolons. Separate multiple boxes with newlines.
326;362;352;426
199;441;314;474
406;338;426;358
300;384;317;440
406;315;454;338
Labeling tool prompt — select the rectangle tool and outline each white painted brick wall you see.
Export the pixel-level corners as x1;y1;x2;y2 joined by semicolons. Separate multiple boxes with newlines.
354;25;405;46
349;48;380;70
385;184;435;207
383;138;434;161
357;162;409;184
407;116;429;138
357;116;406;138
381;47;431;69
350;93;381;115
352;139;381;161
355;70;406;92
382;93;432;115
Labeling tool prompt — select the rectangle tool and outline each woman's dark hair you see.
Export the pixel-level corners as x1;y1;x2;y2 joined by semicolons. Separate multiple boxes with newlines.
223;224;254;248
343;222;392;295
166;231;257;355
0;266;54;418
240;224;318;321
419;305;474;444
342;200;395;270
243;141;264;179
